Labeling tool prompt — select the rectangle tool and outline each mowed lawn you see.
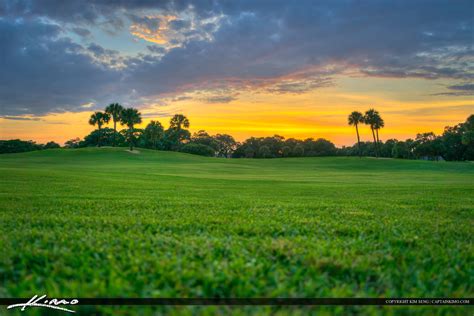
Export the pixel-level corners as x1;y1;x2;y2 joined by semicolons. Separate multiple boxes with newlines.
0;148;473;313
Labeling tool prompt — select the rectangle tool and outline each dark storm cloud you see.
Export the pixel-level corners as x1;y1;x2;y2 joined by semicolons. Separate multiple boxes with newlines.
447;83;474;92
0;116;42;121
120;0;474;97
0;18;121;115
432;83;474;96
0;0;473;116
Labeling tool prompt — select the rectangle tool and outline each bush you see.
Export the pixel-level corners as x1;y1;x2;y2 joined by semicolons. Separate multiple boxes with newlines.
292;144;304;157
0;139;43;154
257;145;271;158
83;128;126;147
179;143;215;156
65;138;82;149
44;141;61;149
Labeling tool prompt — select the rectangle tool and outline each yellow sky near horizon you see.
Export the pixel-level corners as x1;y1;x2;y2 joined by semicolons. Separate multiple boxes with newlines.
1;77;473;147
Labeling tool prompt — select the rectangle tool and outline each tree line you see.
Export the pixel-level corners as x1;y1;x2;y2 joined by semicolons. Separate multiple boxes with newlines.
1;102;472;161
0;139;60;154
344;112;473;161
347;108;384;157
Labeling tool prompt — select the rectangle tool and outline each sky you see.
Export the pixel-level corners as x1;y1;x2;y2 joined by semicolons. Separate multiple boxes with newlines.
0;0;473;146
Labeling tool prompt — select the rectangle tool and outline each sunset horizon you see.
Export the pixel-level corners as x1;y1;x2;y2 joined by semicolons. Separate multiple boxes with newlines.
1;1;473;314
1;1;472;146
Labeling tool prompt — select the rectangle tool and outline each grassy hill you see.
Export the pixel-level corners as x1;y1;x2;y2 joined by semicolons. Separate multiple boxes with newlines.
1;148;473;314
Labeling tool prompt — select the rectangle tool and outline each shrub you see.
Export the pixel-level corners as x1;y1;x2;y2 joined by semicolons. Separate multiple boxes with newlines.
44;141;61;149
0;139;43;154
292;144;305;157
179;143;215;156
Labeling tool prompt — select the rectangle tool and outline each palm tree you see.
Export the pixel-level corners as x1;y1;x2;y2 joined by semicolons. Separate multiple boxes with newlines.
88;111;110;147
144;120;164;149
105;103;124;147
120;108;142;151
374;115;385;144
364;108;380;157
348;111;364;157
169;114;190;130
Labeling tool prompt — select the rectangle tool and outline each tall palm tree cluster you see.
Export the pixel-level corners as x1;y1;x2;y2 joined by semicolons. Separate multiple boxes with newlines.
89;103;142;150
348;109;384;157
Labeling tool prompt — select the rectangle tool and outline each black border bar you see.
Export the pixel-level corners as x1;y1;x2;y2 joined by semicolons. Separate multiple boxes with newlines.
0;298;472;306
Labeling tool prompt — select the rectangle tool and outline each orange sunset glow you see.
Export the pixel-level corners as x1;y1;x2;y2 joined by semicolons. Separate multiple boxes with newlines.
1;77;472;147
1;2;472;147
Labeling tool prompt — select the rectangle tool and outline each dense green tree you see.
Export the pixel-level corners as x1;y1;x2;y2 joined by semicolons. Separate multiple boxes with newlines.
232;135;337;158
180;143;215;156
0;139;43;154
88;111;110;147
391;139;415;159
281;146;291;157
64;138;82;149
164;128;191;151
303;138;336;156
380;139;397;157
83;128;125;147
44;141;60;149
244;147;256;158
442;124;466;161
364;109;381;157
461;115;474;160
191;130;218;151
105;103;124;147
292;144;305;157
414;132;445;160
374;115;384;144
169;114;190;130
214;134;237;158
348;111;364;157
143;120;164;149
120;108;142;151
164;114;191;150
257;145;271;158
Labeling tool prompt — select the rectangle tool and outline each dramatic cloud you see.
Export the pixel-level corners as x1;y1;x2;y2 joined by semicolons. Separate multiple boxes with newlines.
0;17;132;116
0;116;42;121
128;9;225;50
0;0;473;116
432;83;474;96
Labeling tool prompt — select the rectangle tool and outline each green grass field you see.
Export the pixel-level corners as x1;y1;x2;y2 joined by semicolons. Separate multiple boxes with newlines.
1;148;473;315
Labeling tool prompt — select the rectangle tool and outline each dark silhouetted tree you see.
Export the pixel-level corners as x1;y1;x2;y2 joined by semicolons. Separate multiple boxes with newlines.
88;111;110;147
65;138;81;149
164;114;191;150
191;130;218;151
292;144;305;157
374;114;384;144
169;114;190;130
180;143;215;156
257;145;271;158
364;109;380;157
120;108;142;151
105;103;124;147
44;141;60;149
0;140;42;154
143;120;164;149
414;132;445;160
461;115;474;160
348;111;364;157
83;128;126;147
214;134;237;158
